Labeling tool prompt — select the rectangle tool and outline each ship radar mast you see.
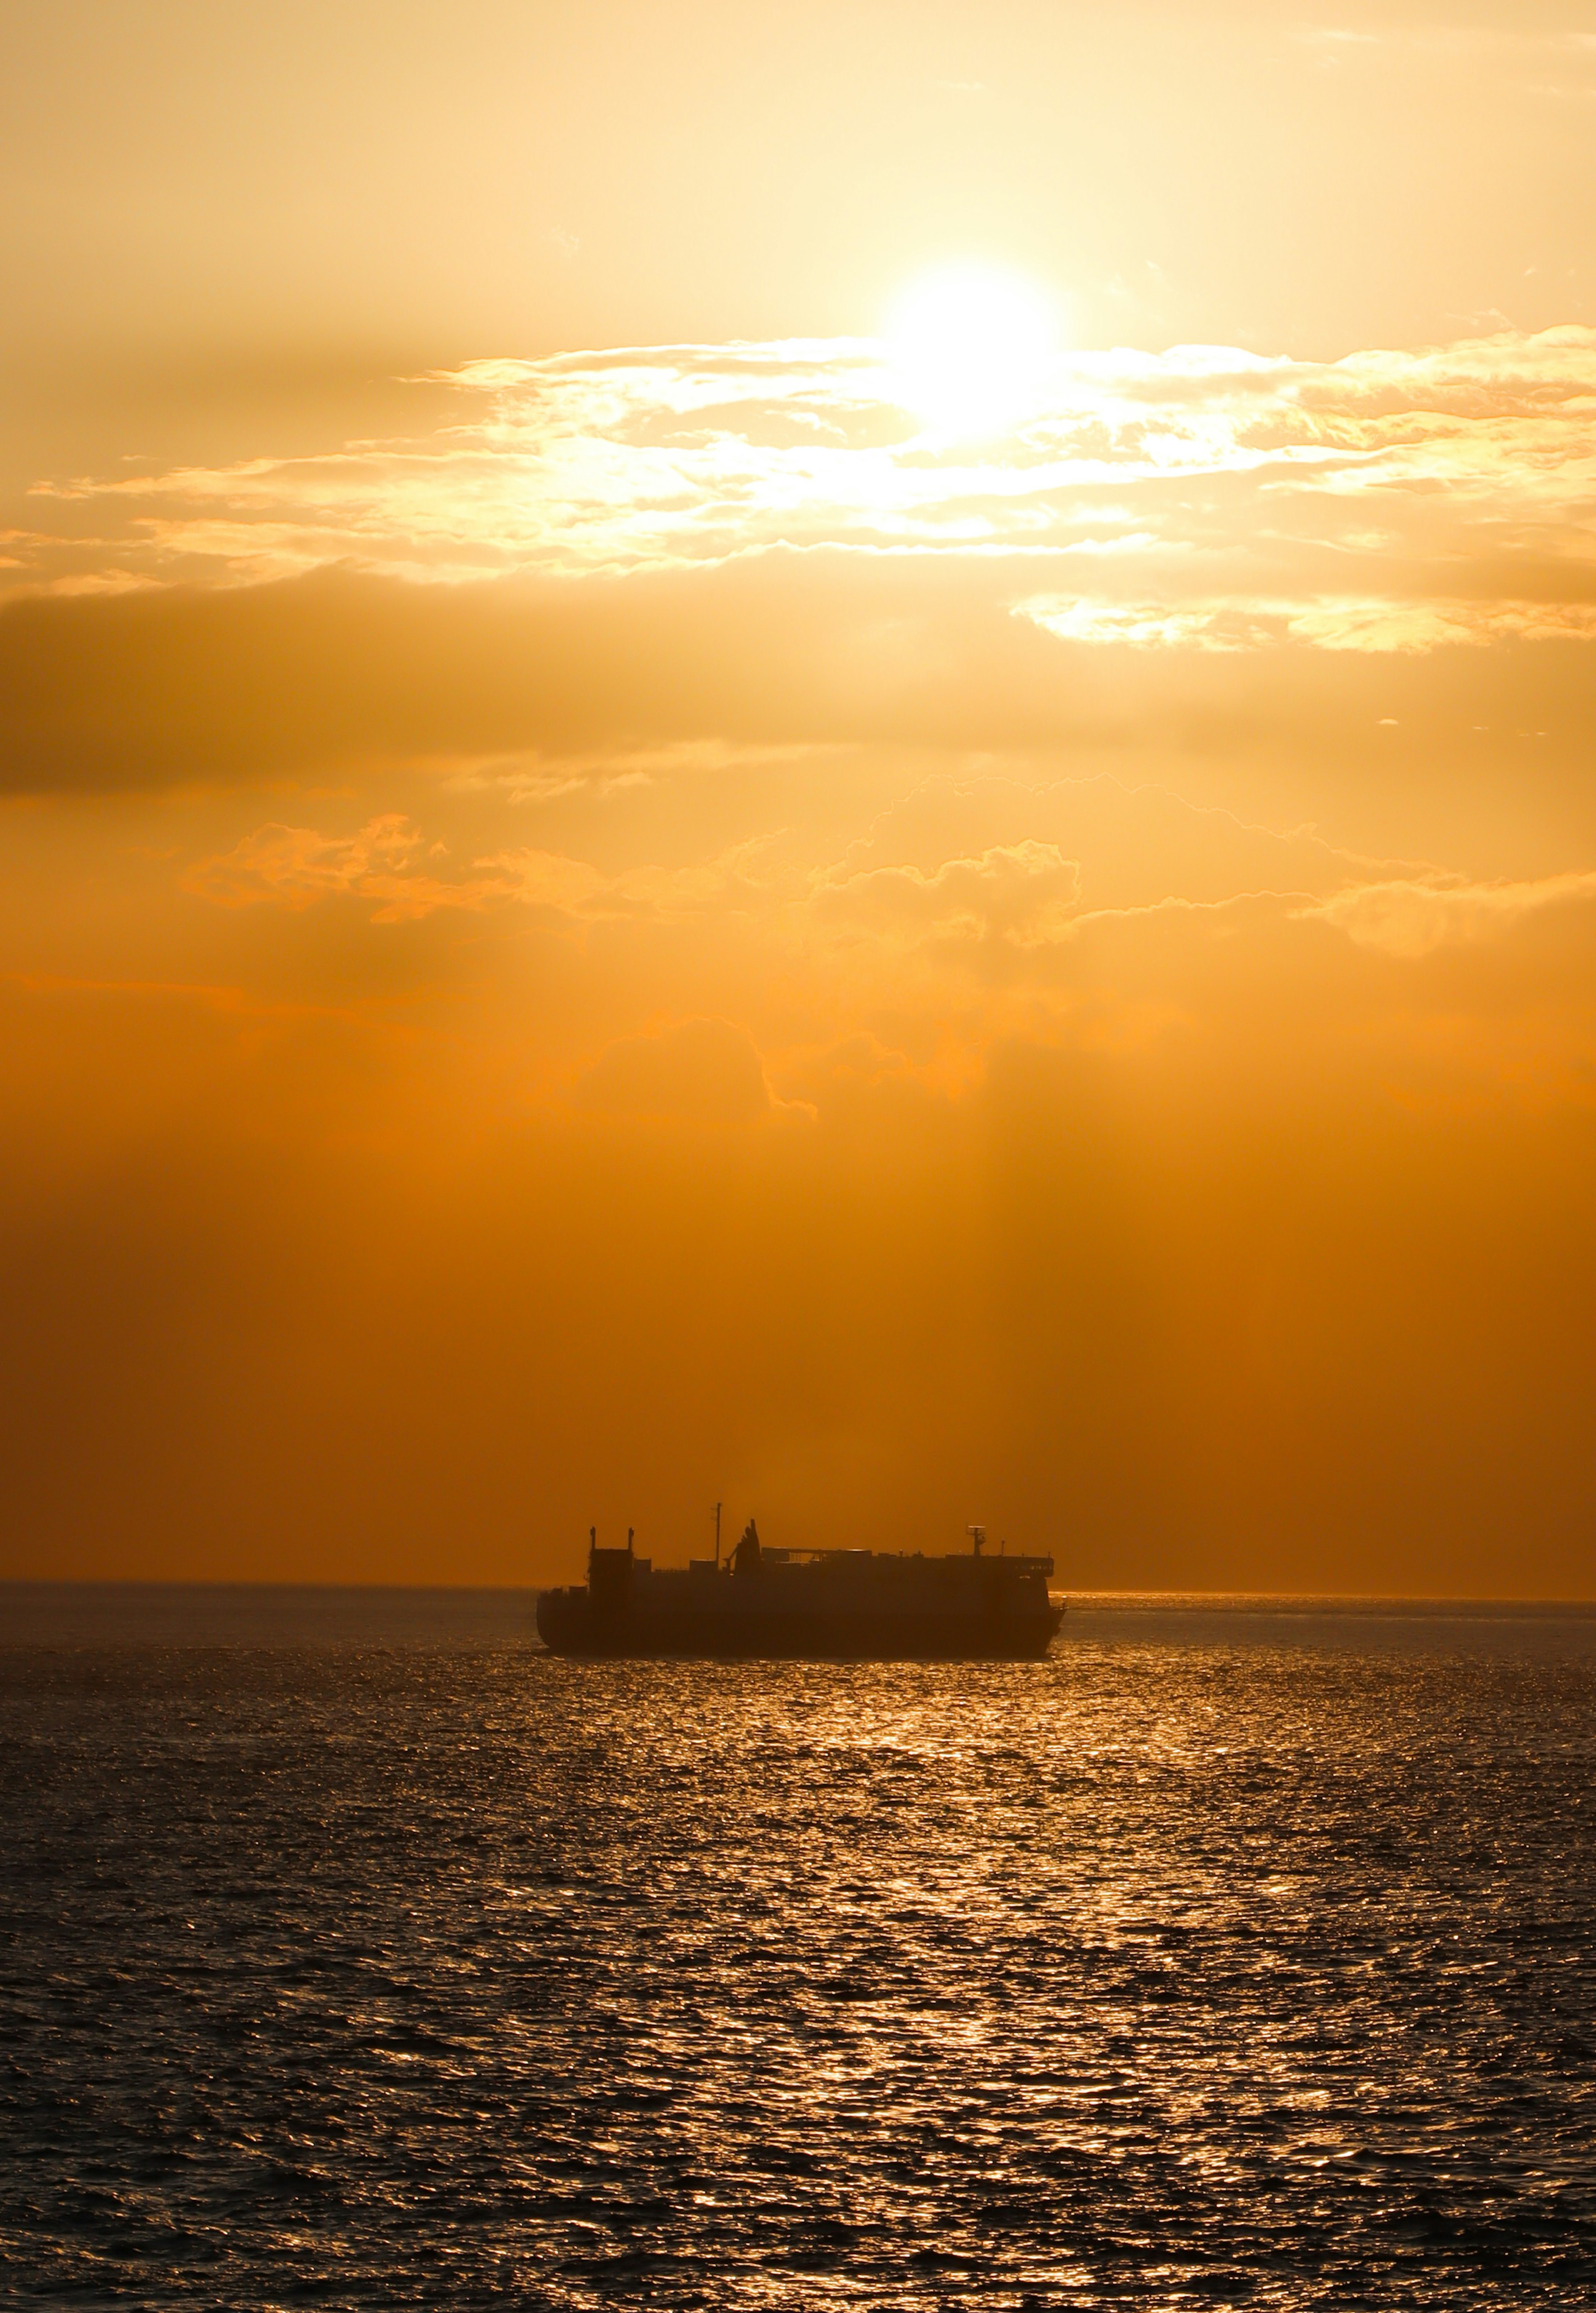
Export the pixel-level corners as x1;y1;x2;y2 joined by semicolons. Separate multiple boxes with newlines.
967;1524;986;1556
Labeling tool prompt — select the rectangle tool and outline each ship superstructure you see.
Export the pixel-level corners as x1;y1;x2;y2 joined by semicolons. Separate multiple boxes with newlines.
535;1519;1064;1660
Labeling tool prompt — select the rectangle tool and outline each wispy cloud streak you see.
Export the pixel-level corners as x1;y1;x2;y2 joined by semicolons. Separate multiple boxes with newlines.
19;327;1596;651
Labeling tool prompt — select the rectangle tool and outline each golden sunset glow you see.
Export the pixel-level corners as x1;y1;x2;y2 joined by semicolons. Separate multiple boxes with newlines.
3;1;1596;1598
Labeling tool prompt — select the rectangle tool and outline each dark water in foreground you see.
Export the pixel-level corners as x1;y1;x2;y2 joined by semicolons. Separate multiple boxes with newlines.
2;1593;1594;2308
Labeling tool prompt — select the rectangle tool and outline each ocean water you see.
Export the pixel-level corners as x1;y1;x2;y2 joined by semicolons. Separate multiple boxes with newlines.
1;1591;1593;2308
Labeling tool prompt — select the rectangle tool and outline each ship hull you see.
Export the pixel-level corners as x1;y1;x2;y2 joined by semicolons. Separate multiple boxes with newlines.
536;1590;1062;1661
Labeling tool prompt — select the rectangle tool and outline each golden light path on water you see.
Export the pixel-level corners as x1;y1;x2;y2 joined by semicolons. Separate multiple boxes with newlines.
3;1602;1593;2304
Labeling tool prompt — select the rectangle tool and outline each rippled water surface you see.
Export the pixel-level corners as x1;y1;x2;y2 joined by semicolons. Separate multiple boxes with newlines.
2;1594;1594;2307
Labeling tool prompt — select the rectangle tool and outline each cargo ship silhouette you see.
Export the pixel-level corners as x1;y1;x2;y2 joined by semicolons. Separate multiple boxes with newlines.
536;1515;1064;1660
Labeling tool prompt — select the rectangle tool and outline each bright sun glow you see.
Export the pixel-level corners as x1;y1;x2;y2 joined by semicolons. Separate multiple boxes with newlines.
885;264;1062;438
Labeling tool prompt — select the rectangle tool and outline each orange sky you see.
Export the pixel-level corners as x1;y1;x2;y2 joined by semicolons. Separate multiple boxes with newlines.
3;1;1594;1594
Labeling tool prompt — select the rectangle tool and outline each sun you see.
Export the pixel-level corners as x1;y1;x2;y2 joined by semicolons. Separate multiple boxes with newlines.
884;263;1062;439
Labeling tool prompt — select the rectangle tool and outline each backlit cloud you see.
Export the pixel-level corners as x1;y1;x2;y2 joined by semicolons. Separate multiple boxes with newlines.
1300;867;1596;957
814;841;1081;949
14;327;1596;657
186;815;519;921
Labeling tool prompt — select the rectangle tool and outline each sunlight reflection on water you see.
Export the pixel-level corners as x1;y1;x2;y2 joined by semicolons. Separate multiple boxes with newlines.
2;1604;1593;2305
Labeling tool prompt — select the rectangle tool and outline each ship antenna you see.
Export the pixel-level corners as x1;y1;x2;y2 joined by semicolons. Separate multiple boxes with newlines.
713;1500;722;1569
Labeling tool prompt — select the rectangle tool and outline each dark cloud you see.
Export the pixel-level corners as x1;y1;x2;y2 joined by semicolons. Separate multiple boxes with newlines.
9;559;1596;893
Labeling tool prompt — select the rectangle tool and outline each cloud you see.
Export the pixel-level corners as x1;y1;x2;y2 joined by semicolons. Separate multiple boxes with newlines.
814;840;1081;949
183;810;786;931
811;771;1396;918
10;325;1596;663
1017;595;1596;654
18;547;1596;803
1300;868;1596;957
185;814;517;921
493;835;783;923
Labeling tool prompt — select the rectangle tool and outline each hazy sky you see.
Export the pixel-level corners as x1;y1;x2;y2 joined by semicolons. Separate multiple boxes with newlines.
3;2;1594;1593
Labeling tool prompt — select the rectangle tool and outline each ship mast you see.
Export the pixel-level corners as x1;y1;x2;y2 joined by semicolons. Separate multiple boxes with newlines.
713;1500;723;1569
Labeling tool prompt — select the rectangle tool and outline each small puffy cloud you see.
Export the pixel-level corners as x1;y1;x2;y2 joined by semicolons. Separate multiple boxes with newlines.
184;815;518;921
837;771;1393;918
814;840;1081;950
